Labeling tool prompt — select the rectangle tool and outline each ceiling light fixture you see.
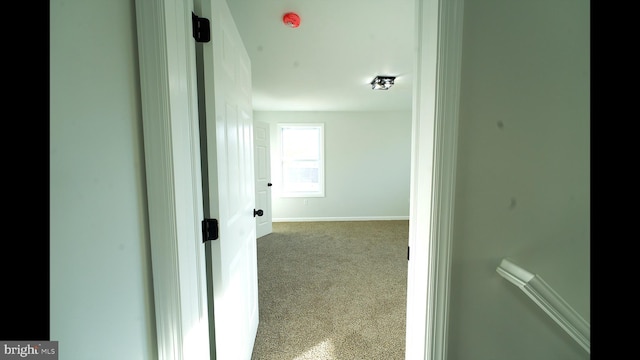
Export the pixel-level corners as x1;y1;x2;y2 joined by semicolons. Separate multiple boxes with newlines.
370;76;396;90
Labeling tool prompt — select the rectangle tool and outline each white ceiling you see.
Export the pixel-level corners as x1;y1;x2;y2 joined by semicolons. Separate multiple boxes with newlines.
227;0;416;112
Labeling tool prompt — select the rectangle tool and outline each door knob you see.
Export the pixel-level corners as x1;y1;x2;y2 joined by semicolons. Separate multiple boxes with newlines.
267;183;272;187
253;209;264;217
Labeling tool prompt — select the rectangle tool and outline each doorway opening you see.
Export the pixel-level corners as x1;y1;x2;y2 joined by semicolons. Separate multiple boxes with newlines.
136;0;463;358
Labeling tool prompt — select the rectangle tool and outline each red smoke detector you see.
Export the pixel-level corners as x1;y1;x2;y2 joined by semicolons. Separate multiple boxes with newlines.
283;12;301;28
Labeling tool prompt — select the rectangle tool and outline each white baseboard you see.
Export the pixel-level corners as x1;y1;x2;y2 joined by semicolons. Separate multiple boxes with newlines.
272;216;410;222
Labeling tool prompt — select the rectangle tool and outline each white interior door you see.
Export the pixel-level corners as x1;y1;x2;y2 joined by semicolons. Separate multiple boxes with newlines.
254;120;272;238
194;0;259;358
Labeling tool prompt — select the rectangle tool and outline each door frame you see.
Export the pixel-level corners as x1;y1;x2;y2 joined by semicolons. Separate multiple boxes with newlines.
135;0;463;359
134;0;211;359
405;0;463;358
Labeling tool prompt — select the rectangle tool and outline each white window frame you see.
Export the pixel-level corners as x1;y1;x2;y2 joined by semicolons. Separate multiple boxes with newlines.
276;123;325;198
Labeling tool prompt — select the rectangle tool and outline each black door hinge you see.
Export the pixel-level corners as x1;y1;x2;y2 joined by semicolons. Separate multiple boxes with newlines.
407;246;410;260
192;12;211;43
202;218;219;242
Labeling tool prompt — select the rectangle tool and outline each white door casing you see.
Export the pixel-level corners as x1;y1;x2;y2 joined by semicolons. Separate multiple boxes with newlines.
254;120;273;238
134;0;211;359
405;0;463;359
194;0;260;359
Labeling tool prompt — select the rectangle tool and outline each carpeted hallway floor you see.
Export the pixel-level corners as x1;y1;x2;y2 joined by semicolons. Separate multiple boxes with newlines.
251;220;408;360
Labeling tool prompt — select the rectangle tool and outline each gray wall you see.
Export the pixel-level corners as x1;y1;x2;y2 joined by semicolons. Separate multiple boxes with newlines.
254;111;412;221
447;0;590;359
50;0;157;358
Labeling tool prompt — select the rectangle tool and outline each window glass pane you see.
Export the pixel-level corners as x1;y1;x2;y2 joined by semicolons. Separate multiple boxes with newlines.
283;160;319;188
281;128;319;159
277;123;324;197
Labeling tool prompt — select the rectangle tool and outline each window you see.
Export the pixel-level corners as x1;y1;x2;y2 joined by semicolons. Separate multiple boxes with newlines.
277;123;325;197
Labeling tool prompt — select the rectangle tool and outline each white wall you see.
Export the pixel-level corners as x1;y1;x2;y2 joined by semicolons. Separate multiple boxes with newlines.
50;1;157;359
447;0;590;359
255;111;412;221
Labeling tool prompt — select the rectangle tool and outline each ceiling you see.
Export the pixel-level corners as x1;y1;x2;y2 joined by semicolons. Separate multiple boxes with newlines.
227;0;416;112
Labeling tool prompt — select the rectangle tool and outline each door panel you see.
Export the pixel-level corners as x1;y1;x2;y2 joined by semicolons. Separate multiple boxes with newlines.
254;120;272;238
194;0;259;358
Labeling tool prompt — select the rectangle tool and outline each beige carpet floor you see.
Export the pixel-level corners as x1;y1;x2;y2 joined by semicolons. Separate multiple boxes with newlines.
251;220;408;360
